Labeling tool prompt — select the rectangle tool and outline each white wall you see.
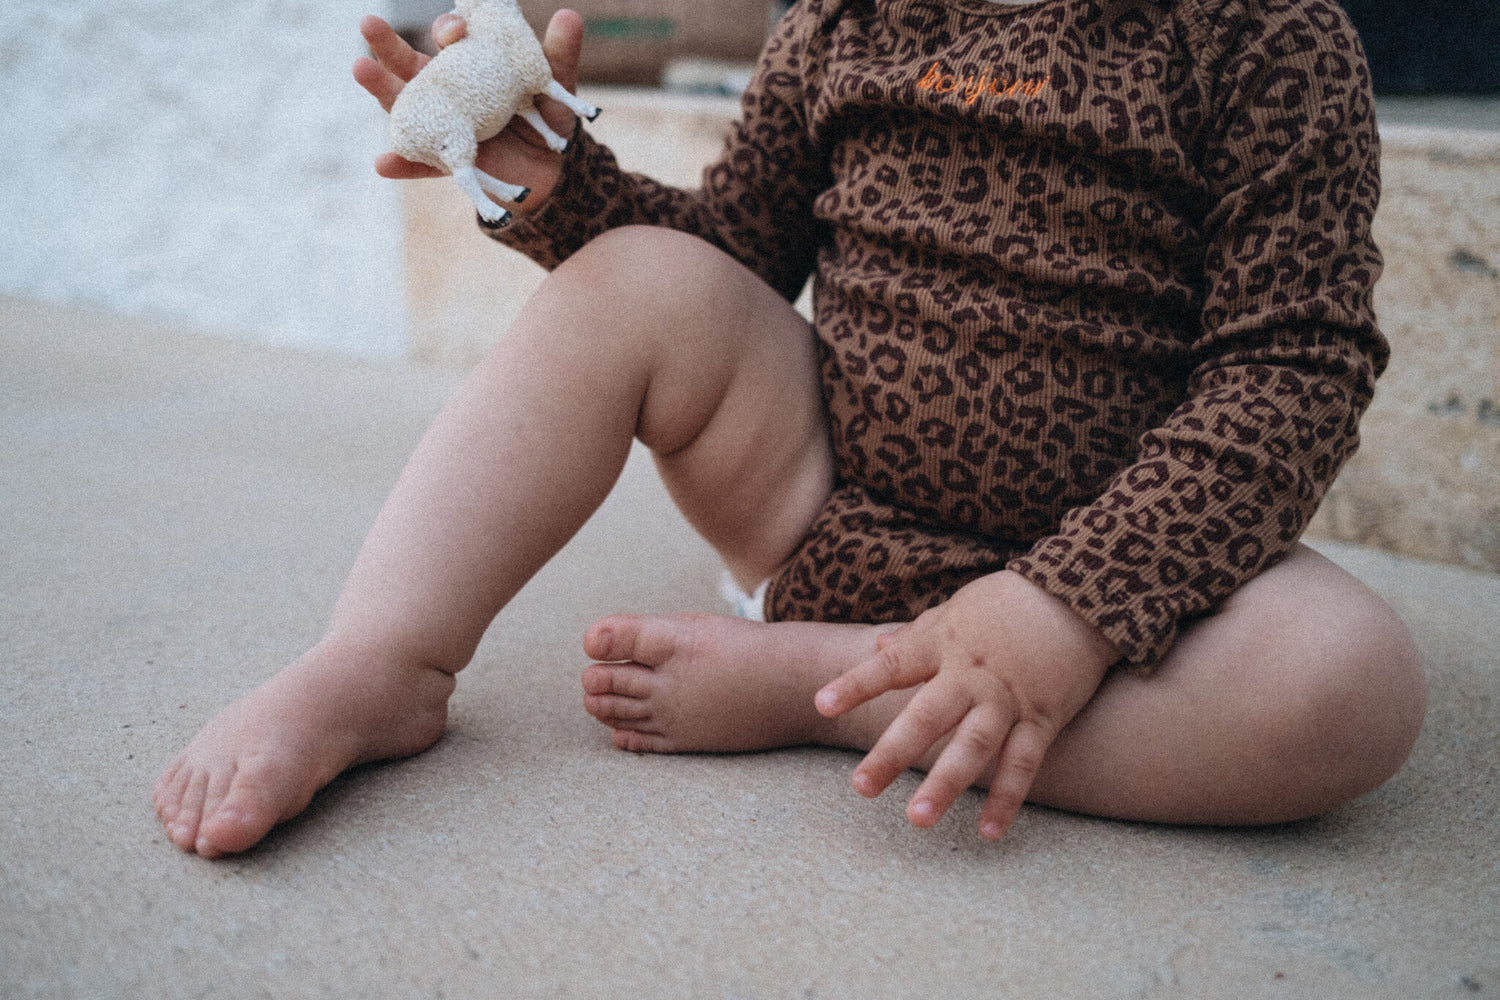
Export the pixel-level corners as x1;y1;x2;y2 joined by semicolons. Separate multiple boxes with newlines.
0;0;409;359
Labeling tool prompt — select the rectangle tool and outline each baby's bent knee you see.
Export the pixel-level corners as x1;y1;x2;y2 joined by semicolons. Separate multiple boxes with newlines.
1220;548;1427;813
1286;596;1425;806
559;227;758;300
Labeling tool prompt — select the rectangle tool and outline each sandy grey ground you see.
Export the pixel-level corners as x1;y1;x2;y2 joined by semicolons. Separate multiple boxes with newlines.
2;296;1496;999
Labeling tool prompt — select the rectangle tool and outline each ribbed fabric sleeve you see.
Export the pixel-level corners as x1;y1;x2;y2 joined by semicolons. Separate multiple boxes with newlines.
1006;0;1386;663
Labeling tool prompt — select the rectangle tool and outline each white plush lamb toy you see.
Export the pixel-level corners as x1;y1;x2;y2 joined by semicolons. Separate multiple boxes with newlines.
388;0;601;228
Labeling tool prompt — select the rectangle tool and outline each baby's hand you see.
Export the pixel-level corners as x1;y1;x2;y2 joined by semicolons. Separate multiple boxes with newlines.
352;11;586;205
815;571;1117;839
353;14;456;182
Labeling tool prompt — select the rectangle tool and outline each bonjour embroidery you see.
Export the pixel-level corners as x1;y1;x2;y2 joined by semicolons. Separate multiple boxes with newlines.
915;61;1050;105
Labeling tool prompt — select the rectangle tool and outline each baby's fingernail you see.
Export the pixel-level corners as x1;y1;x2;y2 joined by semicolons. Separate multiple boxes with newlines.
909;800;940;826
814;690;837;714
980;820;1003;840
851;772;877;797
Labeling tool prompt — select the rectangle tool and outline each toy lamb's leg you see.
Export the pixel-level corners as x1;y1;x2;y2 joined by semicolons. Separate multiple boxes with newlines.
519;107;572;153
471;169;531;205
519;81;600;152
452;164;524;228
546;80;601;122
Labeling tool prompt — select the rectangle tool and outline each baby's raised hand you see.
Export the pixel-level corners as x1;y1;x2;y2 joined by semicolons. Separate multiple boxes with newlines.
815;571;1117;839
352;11;585;205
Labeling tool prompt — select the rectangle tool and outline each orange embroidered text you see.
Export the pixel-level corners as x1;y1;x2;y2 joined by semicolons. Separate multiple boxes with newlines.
915;62;1049;105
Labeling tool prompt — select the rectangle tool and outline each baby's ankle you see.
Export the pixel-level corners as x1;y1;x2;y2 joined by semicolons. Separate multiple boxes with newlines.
307;632;459;679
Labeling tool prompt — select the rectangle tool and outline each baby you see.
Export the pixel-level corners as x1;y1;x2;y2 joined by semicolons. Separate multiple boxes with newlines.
155;0;1426;857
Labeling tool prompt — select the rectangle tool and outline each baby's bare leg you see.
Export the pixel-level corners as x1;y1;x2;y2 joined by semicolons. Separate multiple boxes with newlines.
1029;544;1426;825
155;227;832;856
583;545;1425;827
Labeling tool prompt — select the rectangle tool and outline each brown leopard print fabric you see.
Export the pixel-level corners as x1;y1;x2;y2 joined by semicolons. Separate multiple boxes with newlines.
493;0;1386;667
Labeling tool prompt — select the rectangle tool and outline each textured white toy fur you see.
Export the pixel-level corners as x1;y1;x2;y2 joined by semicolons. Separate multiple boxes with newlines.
388;0;601;228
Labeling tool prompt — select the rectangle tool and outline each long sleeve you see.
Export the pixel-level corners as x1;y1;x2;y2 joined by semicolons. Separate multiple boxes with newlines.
1009;0;1387;665
484;8;832;302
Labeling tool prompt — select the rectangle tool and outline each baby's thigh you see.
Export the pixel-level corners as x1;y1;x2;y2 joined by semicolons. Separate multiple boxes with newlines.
1032;544;1425;823
560;228;833;580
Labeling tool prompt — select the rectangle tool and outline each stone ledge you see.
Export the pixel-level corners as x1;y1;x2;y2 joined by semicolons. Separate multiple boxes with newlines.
1379;124;1500;162
1307;121;1499;572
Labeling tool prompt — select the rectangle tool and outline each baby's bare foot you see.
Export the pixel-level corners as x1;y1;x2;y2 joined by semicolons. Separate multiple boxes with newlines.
580;613;896;754
153;641;455;858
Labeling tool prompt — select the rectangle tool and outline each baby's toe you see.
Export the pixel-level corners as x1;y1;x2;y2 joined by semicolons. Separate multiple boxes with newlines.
152;759;185;822
583;614;645;662
584;613;699;667
581;661;656;696
581;662;664;728
583;689;654;725
196;767;237;834
165;769;210;851
195;760;315;858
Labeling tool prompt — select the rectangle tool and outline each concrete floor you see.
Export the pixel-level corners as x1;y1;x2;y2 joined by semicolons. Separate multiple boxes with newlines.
2;295;1497;999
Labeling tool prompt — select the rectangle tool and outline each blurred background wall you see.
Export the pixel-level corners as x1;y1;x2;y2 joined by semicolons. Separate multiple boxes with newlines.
0;0;408;359
0;1;1494;362
1340;0;1500;96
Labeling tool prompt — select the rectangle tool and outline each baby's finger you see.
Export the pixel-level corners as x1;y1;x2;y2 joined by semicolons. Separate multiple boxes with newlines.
977;719;1052;840
848;686;966;800
432;12;468;49
815;638;935;718
352;55;405;112
374;151;445;180
542;9;586;93
905;706;1009;829
360;14;429;82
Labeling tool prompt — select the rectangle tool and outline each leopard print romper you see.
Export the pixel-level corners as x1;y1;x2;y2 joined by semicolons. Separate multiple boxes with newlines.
493;0;1386;668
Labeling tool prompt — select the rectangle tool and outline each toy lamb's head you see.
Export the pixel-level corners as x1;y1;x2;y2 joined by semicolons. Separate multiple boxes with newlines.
387;0;599;228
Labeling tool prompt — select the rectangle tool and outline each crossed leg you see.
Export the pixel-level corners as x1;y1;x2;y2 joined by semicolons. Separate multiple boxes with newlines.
154;221;1426;854
154;227;834;856
582;544;1426;828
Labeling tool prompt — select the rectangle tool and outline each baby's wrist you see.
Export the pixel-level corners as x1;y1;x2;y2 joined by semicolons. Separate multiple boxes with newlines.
997;570;1119;675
